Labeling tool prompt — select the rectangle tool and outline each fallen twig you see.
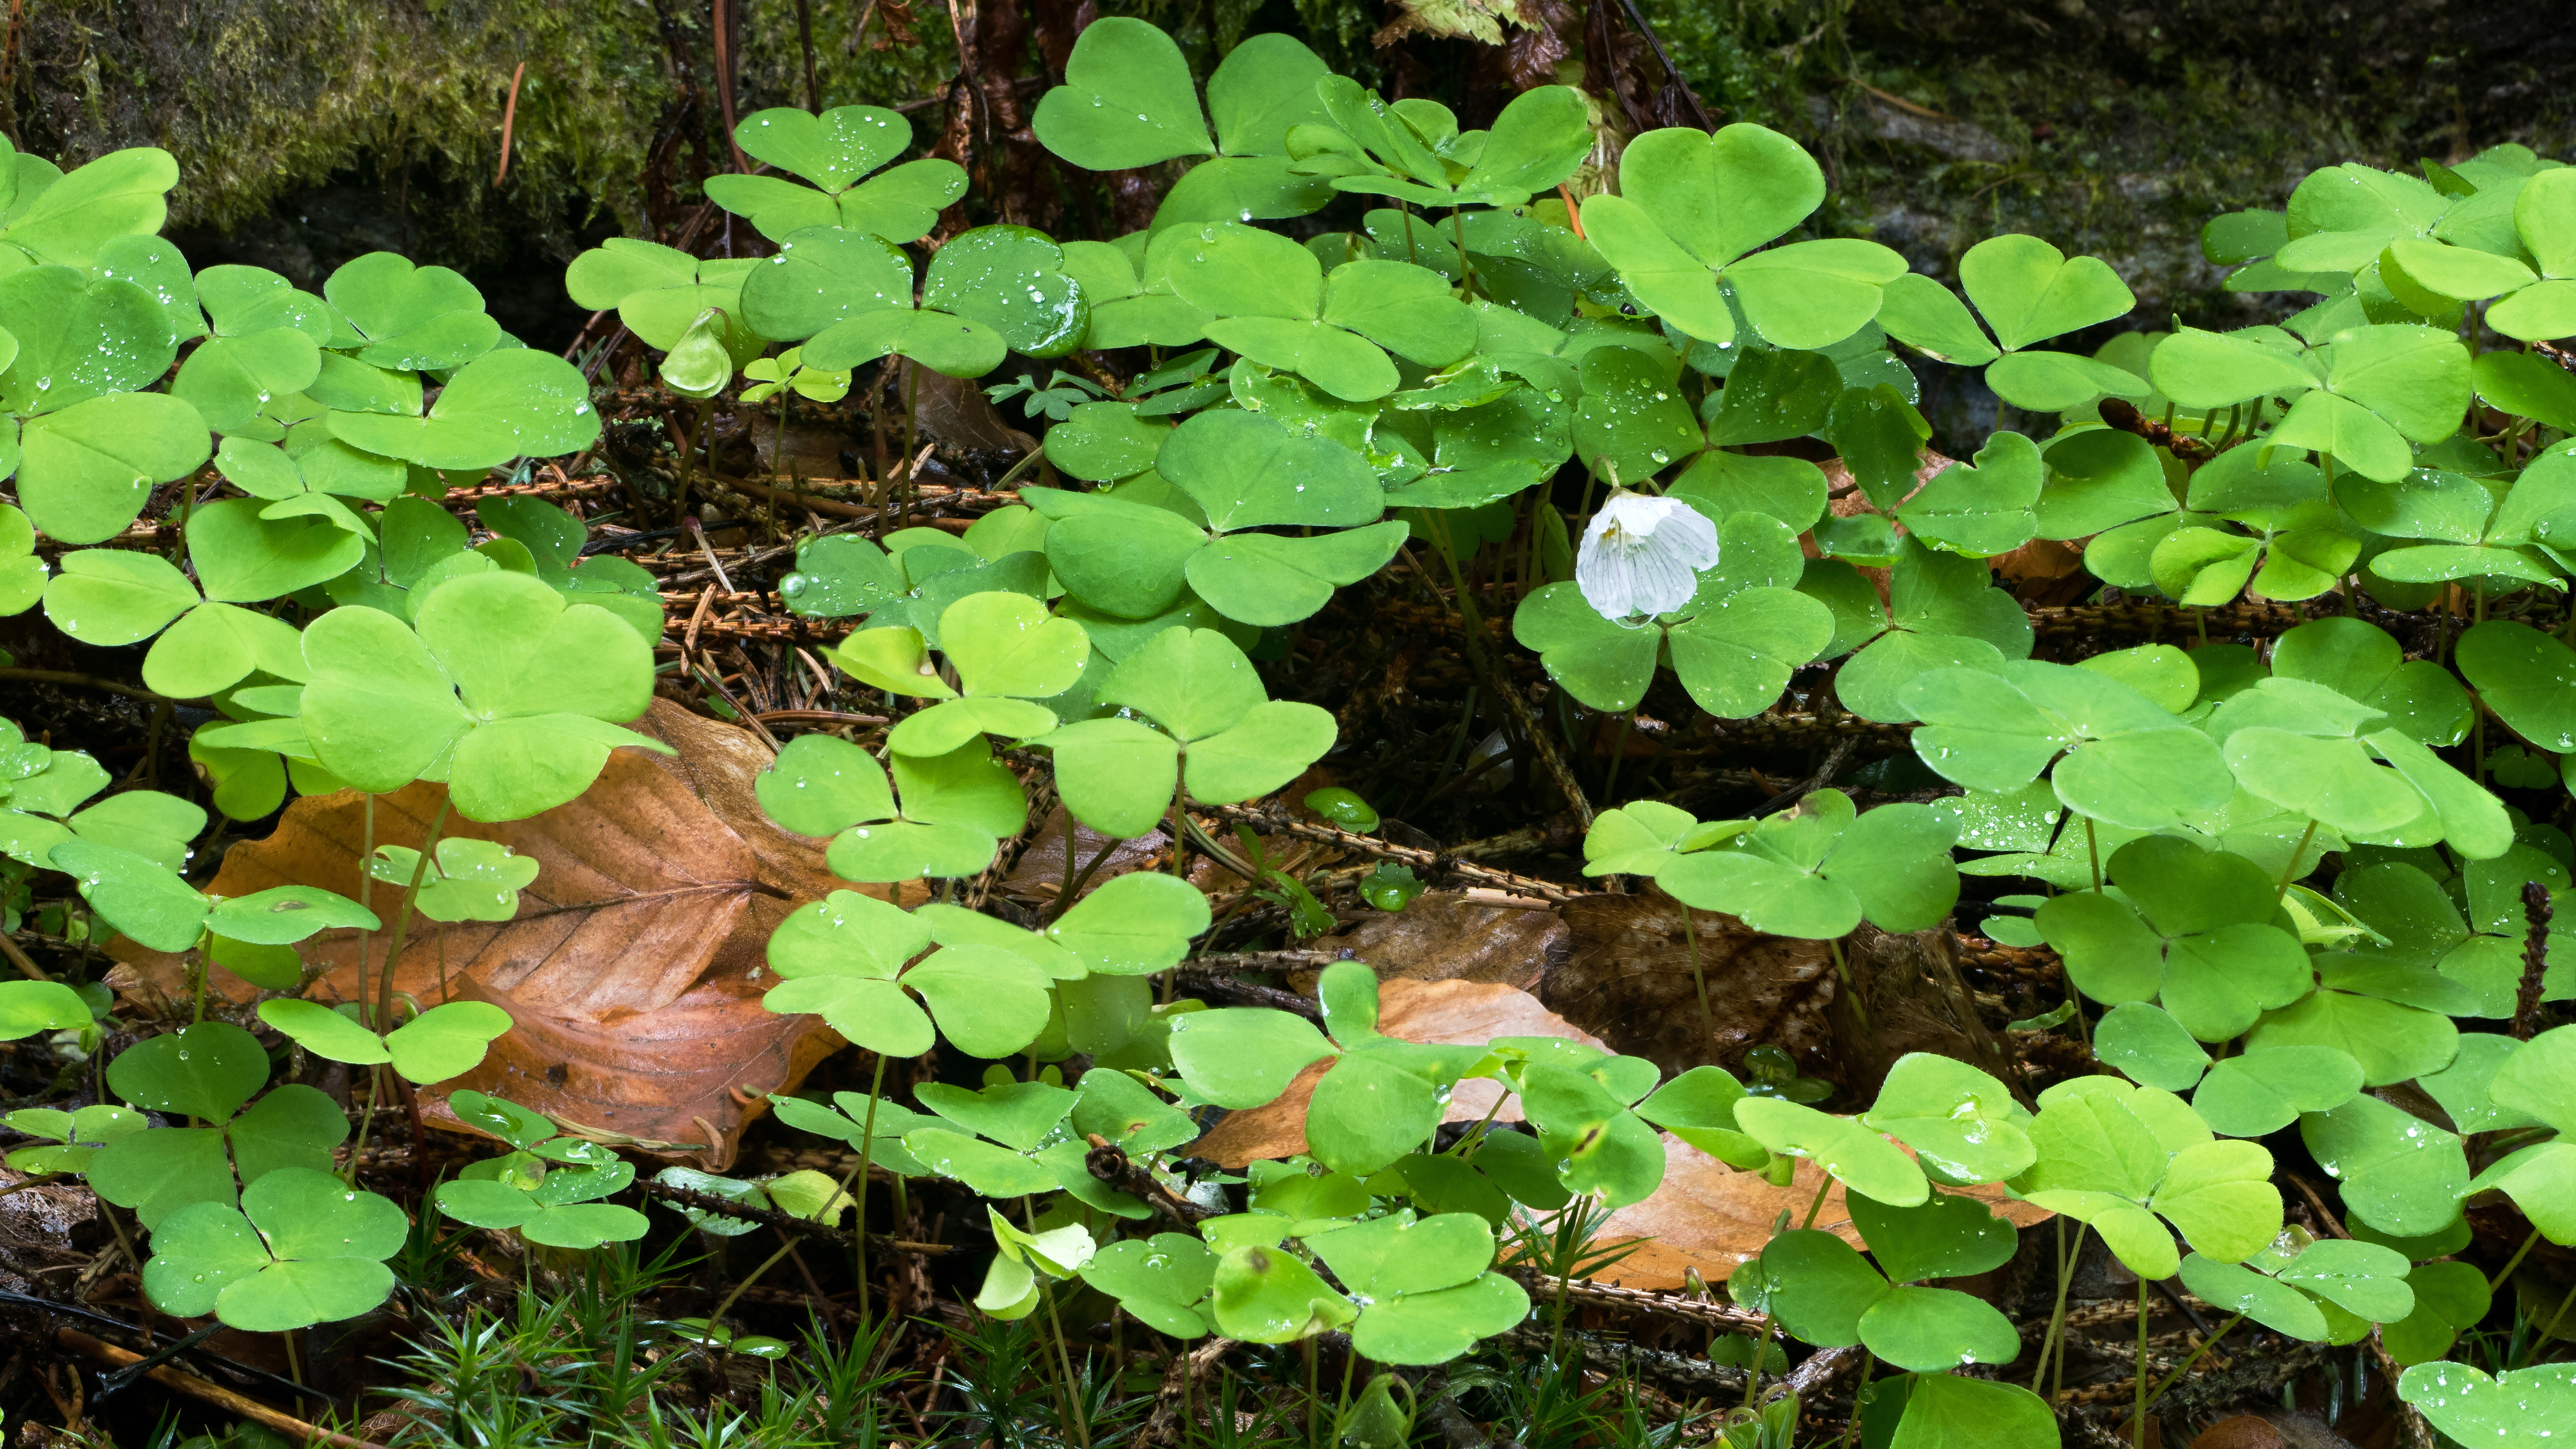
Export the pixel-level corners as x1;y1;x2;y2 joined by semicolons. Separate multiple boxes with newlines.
54;1327;388;1449
1208;804;1585;903
1083;1135;1211;1228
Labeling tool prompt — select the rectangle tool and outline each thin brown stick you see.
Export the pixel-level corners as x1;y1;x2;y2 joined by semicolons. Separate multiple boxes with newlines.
494;62;526;184
711;0;749;172
53;1328;390;1449
1206;803;1584;902
0;931;51;982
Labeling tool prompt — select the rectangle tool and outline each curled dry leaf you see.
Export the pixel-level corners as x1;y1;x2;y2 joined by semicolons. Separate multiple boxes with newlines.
1187;978;1607;1168
110;700;882;1169
1545;893;1836;1082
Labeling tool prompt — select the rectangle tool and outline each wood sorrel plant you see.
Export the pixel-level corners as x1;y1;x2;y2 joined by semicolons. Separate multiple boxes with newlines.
7;18;2576;1444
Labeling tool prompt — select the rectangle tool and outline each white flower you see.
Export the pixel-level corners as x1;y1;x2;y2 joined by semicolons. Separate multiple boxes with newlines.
1577;491;1721;621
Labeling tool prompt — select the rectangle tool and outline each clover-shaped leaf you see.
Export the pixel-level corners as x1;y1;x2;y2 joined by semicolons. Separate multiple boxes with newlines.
2459;620;2576;754
1039;626;1336;837
2034;837;2312;1040
1906;659;2234;828
2380;168;2576;342
1307;79;1587;212
1515;511;1833;717
1820;537;2033;723
804;300;1011;378
42;541;314;700
701;106;964;245
1209;1241;1358;1343
301;572;668;821
762;888;1051;1060
779;533;906;620
2176;1252;2329;1341
1045;871;1211;977
2190;1044;2364;1137
919;226;1092;359
1030;19;1216;169
1304;1210;1529;1364
54;840;375;954
1873;1371;2058;1449
1895;431;2043;557
2206;677;2507;856
0;979;90;1053
257;998;513;1086
143;1168;406;1330
1032;409;1399;626
321;252;498;370
438;1150;648;1249
1169;965;1486;1179
1857;1053;2034;1185
1746;1227;2019;1372
368;837;540;924
738;345;850;405
1847;1190;2020;1286
1660;789;1960;940
1081;1233;1220;1338
89;1023;347;1227
2380;1258;2491;1366
868;592;1090;757
2396;1362;2576;1449
1580;800;1751;877
1579;124;1907;349
10;388;212;545
1;1101;143;1174
1877;237;2147;409
2008;1076;2282;1279
1;731;203;875
975;1209;1099;1319
566;238;763;352
756;732;1024;881
1166;1006;1334;1111
0;504;41;615
328;348;601;471
1735;1098;1928;1209
0;266;180;416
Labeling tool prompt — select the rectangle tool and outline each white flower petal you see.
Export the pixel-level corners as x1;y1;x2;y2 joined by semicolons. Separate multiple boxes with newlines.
1576;490;1724;620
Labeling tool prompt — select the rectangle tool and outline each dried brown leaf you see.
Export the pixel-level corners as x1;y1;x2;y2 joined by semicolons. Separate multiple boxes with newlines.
112;701;879;1169
1545;894;1836;1081
1292;891;1566;995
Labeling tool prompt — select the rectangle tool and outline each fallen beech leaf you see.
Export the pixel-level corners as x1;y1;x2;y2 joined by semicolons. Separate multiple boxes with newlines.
1294;891;1567;994
1586;1139;2054;1290
111;700;888;1168
1546;894;1836;1082
1189;978;1604;1168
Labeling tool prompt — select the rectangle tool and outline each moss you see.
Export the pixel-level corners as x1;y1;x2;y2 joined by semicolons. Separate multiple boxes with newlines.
17;0;958;267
